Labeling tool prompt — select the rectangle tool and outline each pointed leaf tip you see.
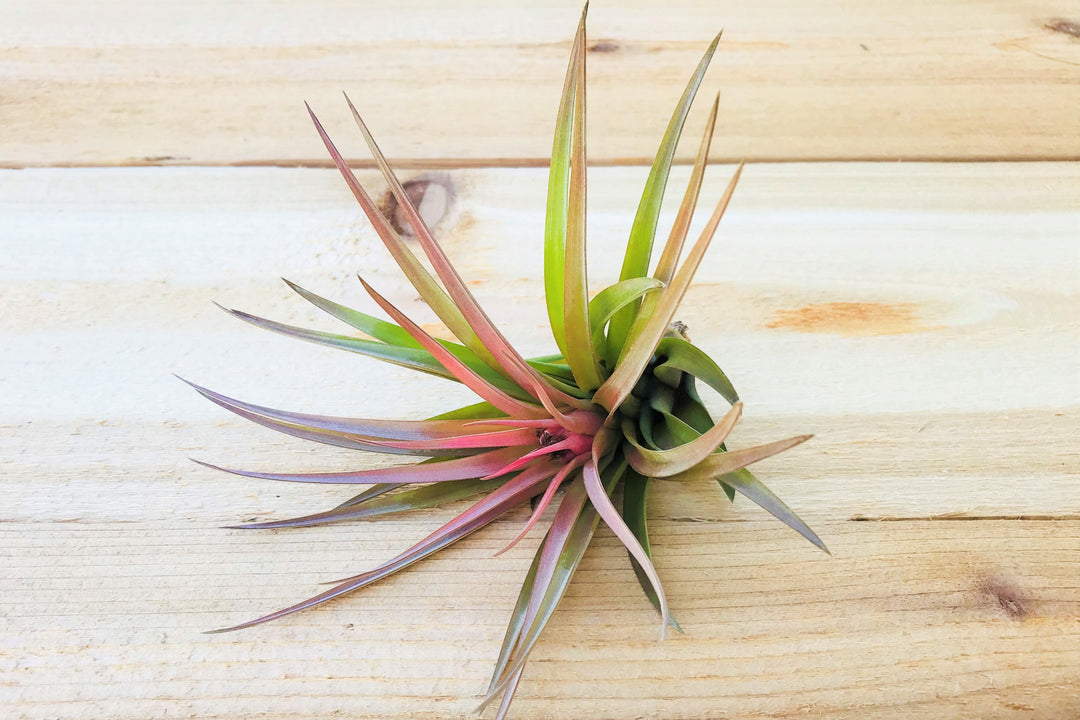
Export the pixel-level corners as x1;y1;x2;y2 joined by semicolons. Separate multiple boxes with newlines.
605;32;726;362
719;464;828;554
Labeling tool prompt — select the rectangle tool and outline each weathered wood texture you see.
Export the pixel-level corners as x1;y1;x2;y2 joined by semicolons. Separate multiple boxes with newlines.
2;1;1080;166
2;164;1078;718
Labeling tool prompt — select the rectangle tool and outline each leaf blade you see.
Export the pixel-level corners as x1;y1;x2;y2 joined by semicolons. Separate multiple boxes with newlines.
359;277;548;419
583;432;669;639
227;477;506;529
194;446;524;486
654;336;739;405
179;376;461;456
179;378;508;441
283;278;419;348
217;304;460;381
594;164;743;414
717;467;829;553
209;459;559;633
651;93;721;286
542;9;586;357
481;457;629;710
605;32;722;361
305;104;483;356
622;471;683;631
587;277;663;355
342;95;590;410
624;402;742;477
561;15;604;391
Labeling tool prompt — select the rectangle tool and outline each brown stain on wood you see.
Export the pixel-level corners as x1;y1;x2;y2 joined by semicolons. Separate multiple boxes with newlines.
449;210;478;239
765;302;933;336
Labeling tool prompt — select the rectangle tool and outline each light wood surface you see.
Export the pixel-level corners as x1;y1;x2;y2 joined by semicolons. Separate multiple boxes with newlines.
3;1;1080;166
4;2;1079;717
3;163;1078;718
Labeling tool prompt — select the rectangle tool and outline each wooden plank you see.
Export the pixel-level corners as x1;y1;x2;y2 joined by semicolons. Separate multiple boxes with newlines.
1;163;1078;717
1;163;1077;520
2;1;1079;166
3;519;1078;719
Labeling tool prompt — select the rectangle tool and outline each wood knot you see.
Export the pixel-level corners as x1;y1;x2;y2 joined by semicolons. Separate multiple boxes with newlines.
588;40;620;53
380;177;452;237
1045;18;1080;38
978;574;1031;620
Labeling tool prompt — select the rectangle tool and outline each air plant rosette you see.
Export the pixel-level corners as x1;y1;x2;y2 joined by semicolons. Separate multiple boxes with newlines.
185;6;826;718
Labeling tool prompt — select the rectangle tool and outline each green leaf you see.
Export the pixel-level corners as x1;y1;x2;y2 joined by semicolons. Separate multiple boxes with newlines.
359;277;548;419
287;278;551;393
716;467;829;553
343;95;591;412
220;304;449;374
542;11;585;358
637;401;658;448
650;379;711;448
305;104;489;364
283;278;419;348
219;303;536;402
334;482;404;509
227;477;505;529
427;401;503;421
587;277;663;359
651;93;721;286
561;17;604;392
675;374;717;434
624;402;743;478
482;460;626;713
630;95;721;341
594;165;743;415
652;411;698;450
654;336;739;405
648;378;677;414
209;459;560;634
525;359;575;381
662;434;821;526
582;433;671;639
484;537;542;698
622;471;683;632
719;479;737;502
605;32;722;363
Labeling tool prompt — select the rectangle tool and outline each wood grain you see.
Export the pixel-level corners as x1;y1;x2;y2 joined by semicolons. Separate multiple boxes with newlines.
1;163;1077;717
4;519;1078;720
2;1;1080;166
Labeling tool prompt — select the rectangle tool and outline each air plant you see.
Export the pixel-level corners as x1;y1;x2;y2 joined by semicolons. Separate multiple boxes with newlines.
186;6;826;718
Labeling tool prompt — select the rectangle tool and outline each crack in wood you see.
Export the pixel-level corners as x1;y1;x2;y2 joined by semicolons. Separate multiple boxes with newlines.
849;514;1080;521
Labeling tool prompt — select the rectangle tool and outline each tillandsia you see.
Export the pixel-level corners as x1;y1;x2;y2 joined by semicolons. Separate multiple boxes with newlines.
185;6;827;718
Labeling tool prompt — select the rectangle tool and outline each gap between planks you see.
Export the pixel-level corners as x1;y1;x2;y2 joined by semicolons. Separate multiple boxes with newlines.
5;155;1080;170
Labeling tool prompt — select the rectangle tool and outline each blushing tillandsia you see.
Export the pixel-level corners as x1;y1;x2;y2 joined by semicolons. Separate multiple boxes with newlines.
184;5;827;717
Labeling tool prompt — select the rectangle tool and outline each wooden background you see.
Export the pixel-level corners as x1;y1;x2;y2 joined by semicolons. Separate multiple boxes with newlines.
2;2;1078;719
